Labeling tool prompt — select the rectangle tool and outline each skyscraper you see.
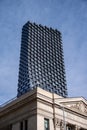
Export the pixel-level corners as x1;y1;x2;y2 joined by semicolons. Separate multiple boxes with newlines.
17;21;68;97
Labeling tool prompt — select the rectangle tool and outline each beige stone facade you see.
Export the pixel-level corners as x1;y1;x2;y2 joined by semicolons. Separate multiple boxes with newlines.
0;87;87;130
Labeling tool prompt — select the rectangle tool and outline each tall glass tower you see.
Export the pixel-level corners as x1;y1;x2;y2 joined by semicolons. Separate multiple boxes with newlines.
17;21;68;97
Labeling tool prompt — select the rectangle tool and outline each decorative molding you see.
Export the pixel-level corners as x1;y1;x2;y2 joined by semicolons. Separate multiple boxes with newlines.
68;101;87;114
54;118;61;127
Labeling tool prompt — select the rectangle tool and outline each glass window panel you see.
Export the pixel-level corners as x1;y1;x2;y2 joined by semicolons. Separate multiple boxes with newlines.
44;118;49;130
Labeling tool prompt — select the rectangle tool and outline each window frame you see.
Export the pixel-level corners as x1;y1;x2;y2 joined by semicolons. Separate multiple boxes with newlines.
44;118;49;130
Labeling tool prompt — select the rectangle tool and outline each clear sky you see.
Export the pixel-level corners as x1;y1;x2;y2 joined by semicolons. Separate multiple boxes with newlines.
0;0;87;104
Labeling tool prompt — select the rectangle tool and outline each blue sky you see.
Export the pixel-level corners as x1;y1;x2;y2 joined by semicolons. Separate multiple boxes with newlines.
0;0;87;104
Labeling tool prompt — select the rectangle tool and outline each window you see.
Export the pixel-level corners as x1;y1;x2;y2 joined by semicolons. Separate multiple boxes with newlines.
20;120;28;130
9;124;12;130
20;121;23;130
67;126;72;130
25;120;28;130
44;118;49;130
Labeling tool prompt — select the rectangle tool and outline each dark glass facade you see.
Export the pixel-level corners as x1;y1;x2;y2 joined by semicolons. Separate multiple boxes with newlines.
17;21;68;97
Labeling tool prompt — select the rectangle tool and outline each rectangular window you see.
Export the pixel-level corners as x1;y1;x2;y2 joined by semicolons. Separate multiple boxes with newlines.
10;124;12;130
20;120;28;130
25;120;28;130
20;121;23;130
67;126;72;130
44;118;49;130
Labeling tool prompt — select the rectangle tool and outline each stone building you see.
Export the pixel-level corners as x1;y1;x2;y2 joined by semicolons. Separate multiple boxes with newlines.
0;87;87;130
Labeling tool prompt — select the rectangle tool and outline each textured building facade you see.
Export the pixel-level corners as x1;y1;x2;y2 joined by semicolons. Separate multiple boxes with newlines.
17;21;67;97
